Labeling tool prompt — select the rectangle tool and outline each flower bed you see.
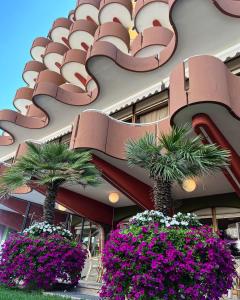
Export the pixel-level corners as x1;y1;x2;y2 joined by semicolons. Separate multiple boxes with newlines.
100;211;236;300
0;231;87;290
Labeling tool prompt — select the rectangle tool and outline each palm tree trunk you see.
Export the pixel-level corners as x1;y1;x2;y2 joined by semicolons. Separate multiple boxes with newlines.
153;179;173;216
43;184;58;224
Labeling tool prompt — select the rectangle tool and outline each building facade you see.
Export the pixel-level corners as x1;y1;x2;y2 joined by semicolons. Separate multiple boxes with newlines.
0;0;240;281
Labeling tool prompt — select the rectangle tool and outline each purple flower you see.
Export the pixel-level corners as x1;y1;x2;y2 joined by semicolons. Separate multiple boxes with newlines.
0;233;87;291
100;225;236;300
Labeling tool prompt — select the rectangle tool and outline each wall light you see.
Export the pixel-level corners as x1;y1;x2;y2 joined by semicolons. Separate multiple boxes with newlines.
182;178;197;193
57;204;67;212
108;192;120;204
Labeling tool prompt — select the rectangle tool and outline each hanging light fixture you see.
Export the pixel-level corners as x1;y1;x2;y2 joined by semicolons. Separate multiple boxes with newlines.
182;178;197;192
108;192;120;204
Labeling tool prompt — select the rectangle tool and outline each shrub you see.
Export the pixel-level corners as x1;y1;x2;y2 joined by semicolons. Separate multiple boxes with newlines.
0;233;87;290
100;213;236;300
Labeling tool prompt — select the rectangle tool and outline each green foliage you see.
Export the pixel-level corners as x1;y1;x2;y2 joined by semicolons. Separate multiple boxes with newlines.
126;125;230;182
0;286;71;300
0;142;101;197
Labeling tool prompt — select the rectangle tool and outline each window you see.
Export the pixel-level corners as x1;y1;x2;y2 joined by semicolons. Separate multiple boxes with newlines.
110;89;169;124
137;105;168;123
59;133;71;145
111;106;133;123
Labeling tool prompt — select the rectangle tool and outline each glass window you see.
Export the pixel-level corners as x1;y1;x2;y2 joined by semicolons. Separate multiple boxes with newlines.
138;106;168;123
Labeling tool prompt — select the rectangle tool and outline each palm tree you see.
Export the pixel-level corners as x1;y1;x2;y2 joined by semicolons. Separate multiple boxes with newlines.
0;142;101;224
126;125;229;216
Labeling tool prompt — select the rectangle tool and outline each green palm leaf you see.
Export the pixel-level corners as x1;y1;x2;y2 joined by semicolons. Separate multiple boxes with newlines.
126;125;230;214
0;142;101;224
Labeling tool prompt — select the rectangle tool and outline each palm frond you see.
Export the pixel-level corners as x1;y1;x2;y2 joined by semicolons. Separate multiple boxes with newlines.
25;142;42;156
0;143;101;196
159;124;190;153
0;165;30;197
126;133;161;171
125;125;230;182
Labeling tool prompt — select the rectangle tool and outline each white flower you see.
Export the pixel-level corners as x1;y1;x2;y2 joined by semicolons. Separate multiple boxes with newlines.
170;220;179;226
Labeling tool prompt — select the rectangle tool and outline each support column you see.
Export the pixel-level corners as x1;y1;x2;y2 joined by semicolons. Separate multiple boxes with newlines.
21;202;31;233
211;207;218;233
79;218;85;242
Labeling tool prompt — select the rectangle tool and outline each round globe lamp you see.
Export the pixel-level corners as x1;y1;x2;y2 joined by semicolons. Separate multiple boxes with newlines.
182;178;197;192
109;192;120;204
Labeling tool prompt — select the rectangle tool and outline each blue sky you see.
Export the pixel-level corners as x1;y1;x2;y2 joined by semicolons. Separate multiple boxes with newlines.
0;0;75;111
